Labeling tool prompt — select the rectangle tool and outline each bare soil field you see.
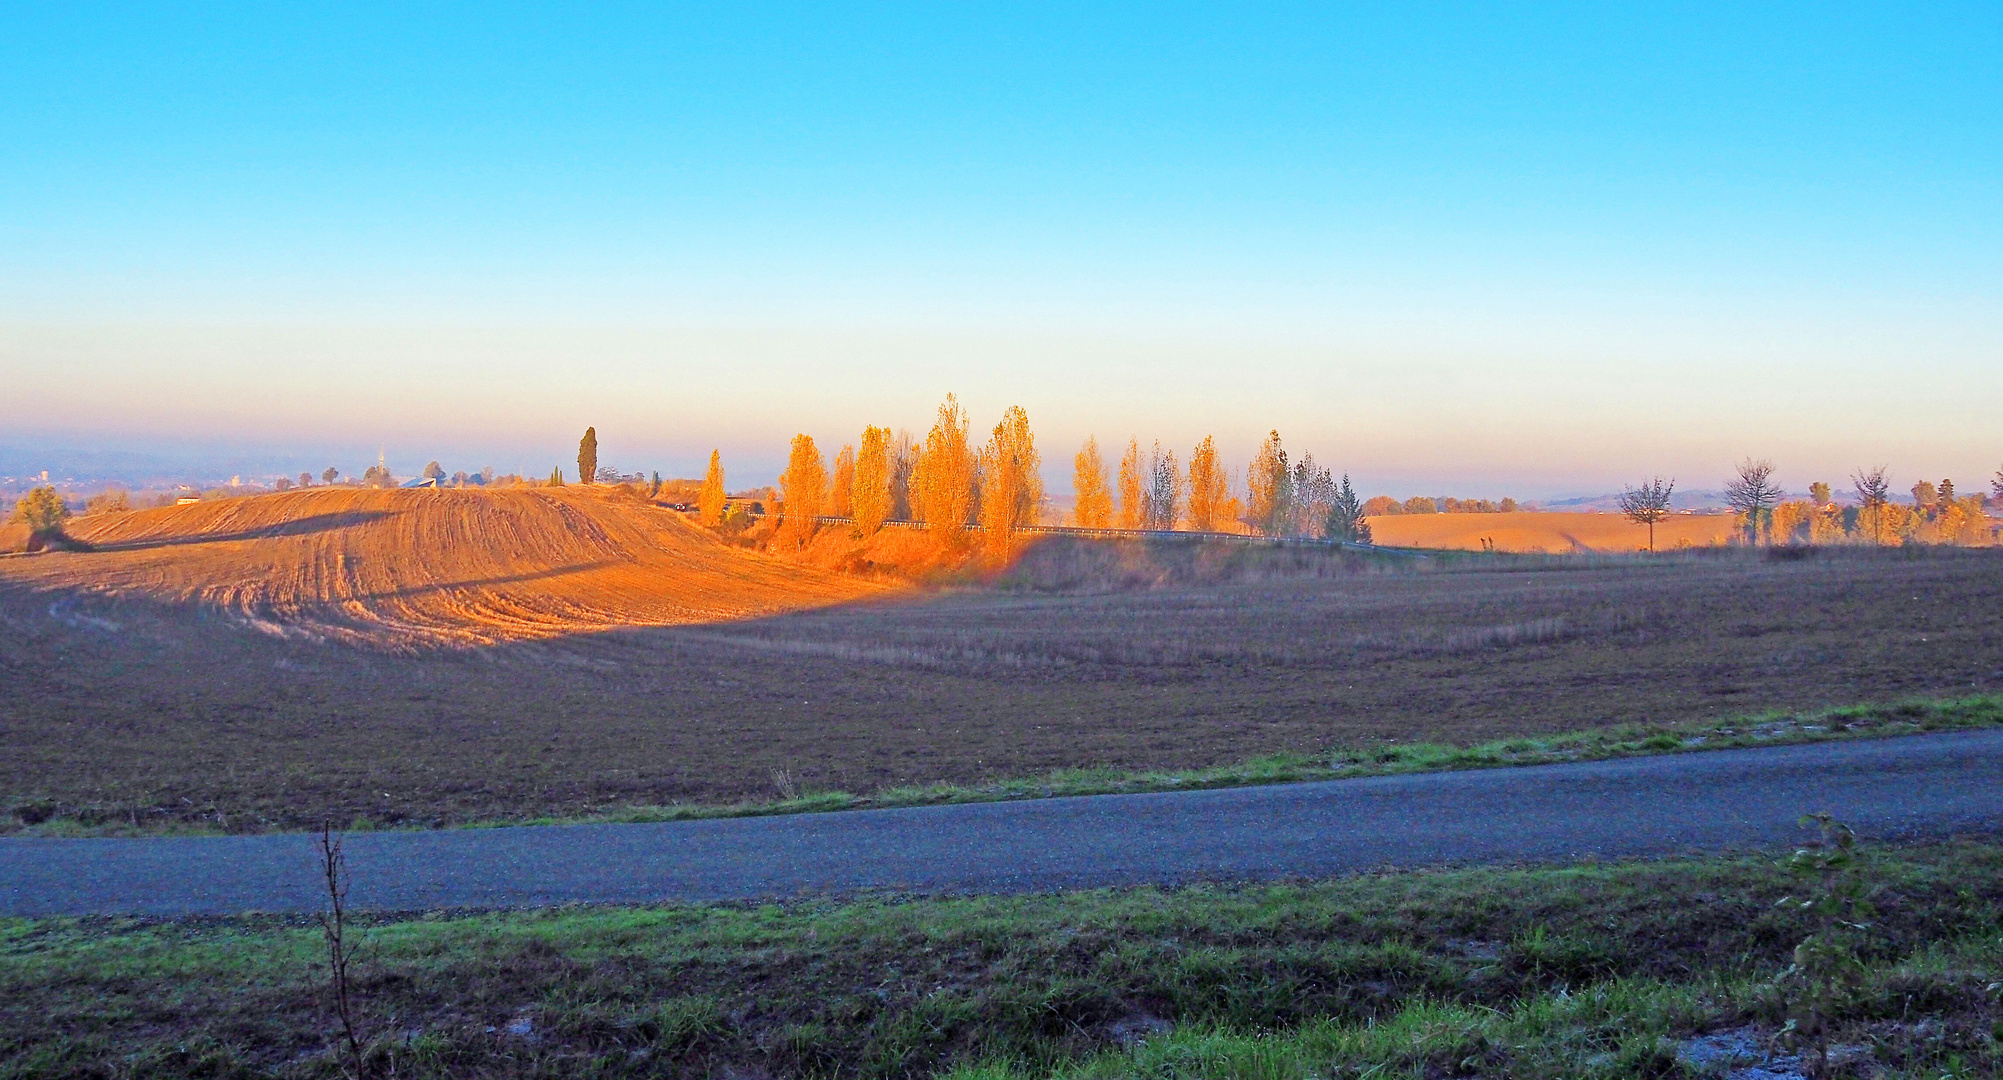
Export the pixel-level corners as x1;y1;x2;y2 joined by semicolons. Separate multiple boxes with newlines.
3;487;2000;833
0;486;882;649
1365;510;1738;553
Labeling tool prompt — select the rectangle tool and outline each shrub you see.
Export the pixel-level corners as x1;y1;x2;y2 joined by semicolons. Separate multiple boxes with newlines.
9;486;69;537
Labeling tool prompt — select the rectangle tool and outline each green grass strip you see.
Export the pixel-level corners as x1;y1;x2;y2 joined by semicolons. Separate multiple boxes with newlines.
3;840;2000;1078
469;693;2003;831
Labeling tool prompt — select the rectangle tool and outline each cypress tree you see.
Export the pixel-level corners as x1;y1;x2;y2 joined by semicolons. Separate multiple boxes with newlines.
577;427;598;485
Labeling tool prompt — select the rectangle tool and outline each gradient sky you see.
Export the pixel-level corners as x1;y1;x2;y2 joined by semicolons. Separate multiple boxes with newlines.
3;3;1998;497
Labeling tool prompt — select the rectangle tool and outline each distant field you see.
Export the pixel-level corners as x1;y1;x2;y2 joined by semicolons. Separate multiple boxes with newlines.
1365;510;1737;553
3;487;2000;833
0;486;881;649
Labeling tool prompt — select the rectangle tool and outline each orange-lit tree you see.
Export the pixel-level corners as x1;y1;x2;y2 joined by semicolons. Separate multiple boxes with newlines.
911;394;976;548
979;405;1043;559
829;444;856;519
776;434;827;550
1116;438;1146;530
1073;436;1112;528
1247;430;1289;535
853;426;892;537
1187;435;1228;532
697;451;726;526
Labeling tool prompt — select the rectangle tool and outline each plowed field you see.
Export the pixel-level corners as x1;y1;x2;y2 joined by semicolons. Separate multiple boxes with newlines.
1366;511;1736;553
0;487;882;649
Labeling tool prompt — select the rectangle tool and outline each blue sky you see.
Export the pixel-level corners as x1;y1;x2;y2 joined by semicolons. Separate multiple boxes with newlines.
2;3;1998;496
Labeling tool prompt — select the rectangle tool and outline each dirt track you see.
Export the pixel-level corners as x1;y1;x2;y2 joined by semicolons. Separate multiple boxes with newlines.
0;487;883;649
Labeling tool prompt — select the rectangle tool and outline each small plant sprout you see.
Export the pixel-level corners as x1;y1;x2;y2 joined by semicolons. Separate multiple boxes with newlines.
1775;812;1877;1077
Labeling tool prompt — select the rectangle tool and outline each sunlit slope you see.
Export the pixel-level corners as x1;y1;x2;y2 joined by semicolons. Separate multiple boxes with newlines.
1365;511;1737;553
1;487;883;648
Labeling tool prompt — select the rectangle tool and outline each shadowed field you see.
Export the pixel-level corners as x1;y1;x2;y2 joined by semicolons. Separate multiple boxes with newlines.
3;490;2000;832
0;486;883;649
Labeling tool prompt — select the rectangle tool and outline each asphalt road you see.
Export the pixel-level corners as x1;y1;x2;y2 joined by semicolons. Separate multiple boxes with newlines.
4;730;2000;917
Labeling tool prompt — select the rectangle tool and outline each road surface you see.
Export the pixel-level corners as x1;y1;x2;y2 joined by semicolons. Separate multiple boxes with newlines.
3;730;1999;916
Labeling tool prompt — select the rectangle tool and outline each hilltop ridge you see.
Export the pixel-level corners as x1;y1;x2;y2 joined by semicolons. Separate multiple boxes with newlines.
0;486;886;650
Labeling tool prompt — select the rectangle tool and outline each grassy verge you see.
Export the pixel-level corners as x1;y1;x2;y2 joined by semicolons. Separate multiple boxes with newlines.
12;694;2001;839
481;693;2003;829
4;838;2001;1078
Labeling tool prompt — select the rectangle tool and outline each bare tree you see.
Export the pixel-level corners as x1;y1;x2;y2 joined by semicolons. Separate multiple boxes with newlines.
1852;465;1892;545
1723;458;1783;545
1992;465;2002;505
1147;442;1180;530
889;430;917;521
1618;477;1676;552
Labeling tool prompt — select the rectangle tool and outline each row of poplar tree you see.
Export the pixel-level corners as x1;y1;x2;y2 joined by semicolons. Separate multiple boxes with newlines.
687;398;1374;552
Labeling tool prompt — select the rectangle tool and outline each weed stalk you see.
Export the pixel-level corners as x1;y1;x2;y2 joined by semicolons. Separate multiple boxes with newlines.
318;822;367;1078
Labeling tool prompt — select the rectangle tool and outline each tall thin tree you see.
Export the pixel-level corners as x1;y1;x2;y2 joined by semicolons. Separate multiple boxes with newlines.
979;405;1043;560
829;445;857;519
697;450;726;526
852;426;893;537
889;430;917;521
776;434;827;550
1148;442;1181;530
577;427;598;486
1247;430;1290;536
1116;438;1146;531
1072;436;1113;529
911;394;975;546
1186;436;1228;532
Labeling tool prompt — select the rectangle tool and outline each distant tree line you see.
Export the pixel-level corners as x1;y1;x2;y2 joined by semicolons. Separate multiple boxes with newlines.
1617;458;2001;550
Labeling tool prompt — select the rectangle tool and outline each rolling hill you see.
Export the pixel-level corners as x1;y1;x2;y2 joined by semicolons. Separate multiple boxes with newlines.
0;486;886;649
